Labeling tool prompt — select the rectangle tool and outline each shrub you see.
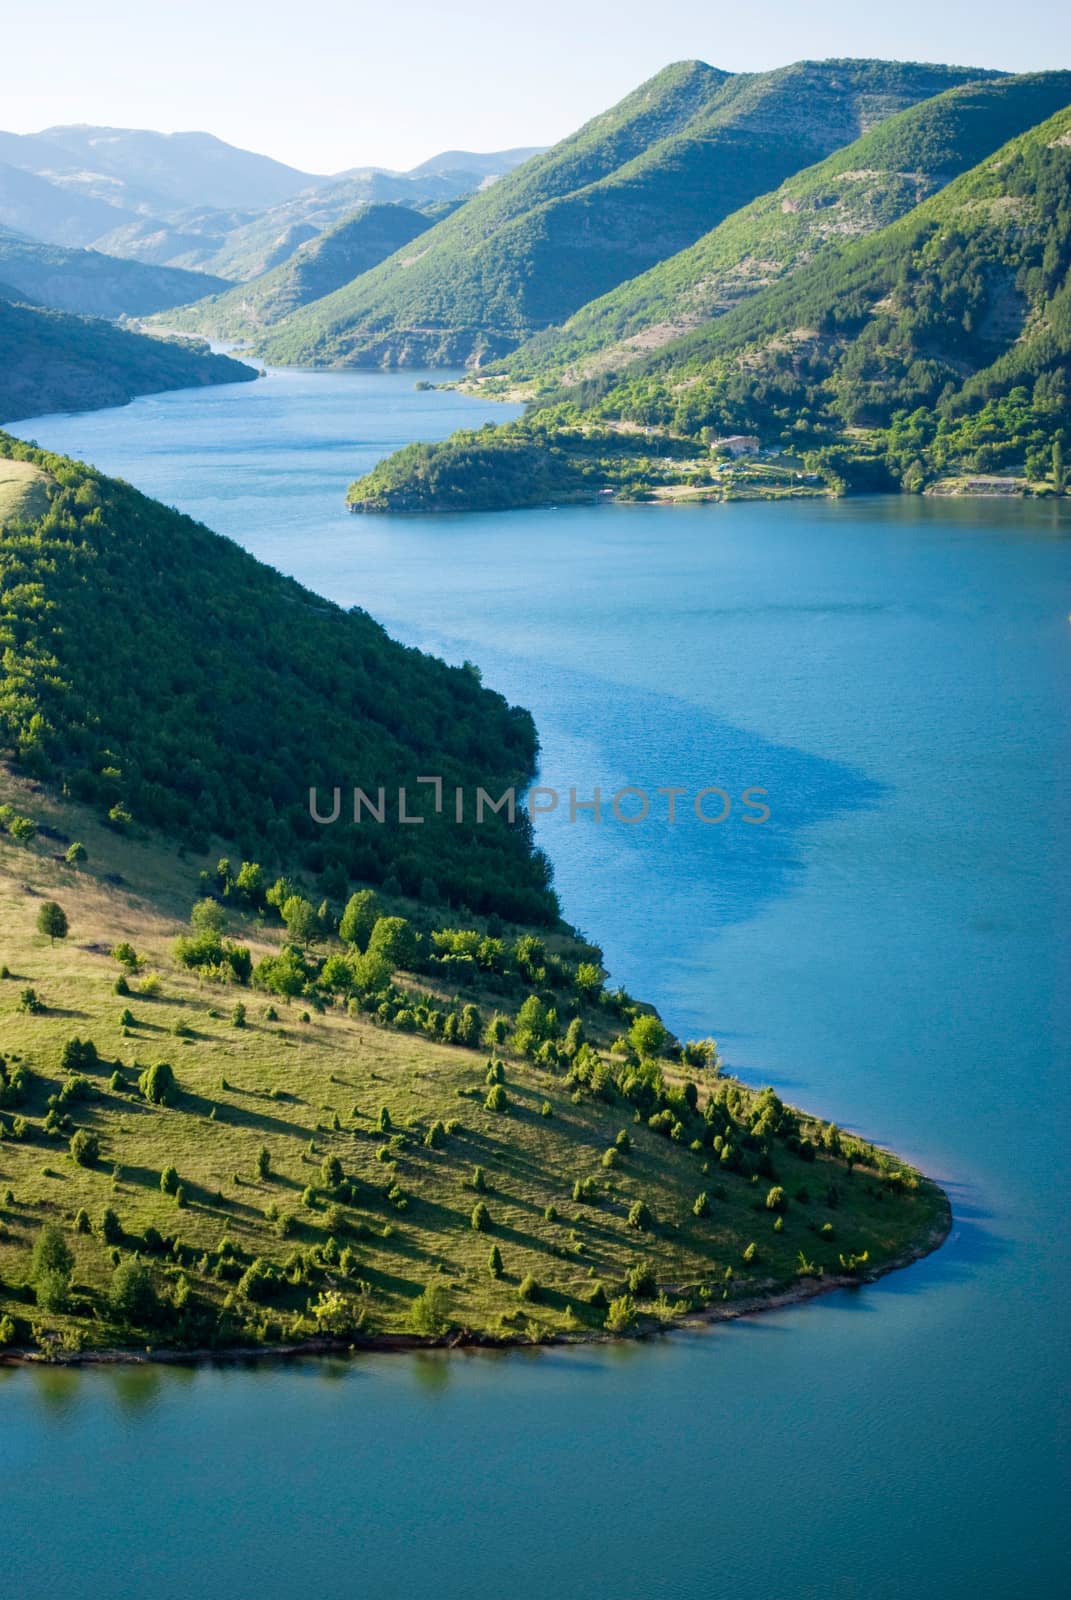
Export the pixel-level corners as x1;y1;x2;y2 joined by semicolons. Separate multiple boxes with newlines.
73;1207;90;1235
160;1164;179;1196
693;1192;710;1217
98;1207;122;1245
65;841;87;865
138;1061;176;1105
615;1128;632;1152
605;1294;637;1334
518;1273;539;1303
108;1261;159;1327
765;1185;786;1212
424;1119;446;1149
627;1199;651;1231
471;1200;491;1232
69;1129;100;1167
408;1284;451;1336
17;987;43;1014
601;1147;619;1170
256;1147;271;1180
488;1243;504;1278
742;1242;758;1264
626;1262;656;1297
320;1155;343;1189
484;1084;507;1113
231;1003;247;1029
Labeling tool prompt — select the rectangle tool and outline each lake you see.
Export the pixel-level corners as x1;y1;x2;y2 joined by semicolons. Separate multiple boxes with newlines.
4;368;1069;1600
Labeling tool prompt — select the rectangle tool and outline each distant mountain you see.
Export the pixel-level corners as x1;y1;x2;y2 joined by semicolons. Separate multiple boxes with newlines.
256;58;996;370
0;227;231;319
0;298;256;422
347;100;1071;510
0;127;538;281
0;125;321;216
496;71;1071;387
0;158;130;246
405;147;546;180
161;204;434;340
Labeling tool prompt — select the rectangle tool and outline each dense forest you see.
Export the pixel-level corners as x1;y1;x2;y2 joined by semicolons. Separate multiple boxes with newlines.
0;434;556;922
0;227;230;320
0;299;255;422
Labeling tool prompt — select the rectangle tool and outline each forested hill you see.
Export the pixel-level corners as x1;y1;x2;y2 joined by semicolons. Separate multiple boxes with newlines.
0;227;231;320
161;203;434;341
0;299;255;422
347;103;1071;511
256;58;989;370
0;433;556;923
492;70;1071;389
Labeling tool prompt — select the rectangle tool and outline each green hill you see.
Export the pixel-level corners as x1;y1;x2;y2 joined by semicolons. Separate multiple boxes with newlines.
0;434;948;1357
161;204;434;341
0;227;230;320
0;299;256;423
348;102;1071;510
0;433;553;922
257;58;989;371
492;71;1071;390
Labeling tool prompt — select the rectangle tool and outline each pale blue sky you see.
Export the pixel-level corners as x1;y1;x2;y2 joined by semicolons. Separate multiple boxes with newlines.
6;0;1070;174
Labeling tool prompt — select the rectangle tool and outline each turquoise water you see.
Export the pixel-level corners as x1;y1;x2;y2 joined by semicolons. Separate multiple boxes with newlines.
5;370;1070;1600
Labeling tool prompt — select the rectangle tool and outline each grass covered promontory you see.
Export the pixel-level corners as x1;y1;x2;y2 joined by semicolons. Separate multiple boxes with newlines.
0;768;948;1359
0;443;948;1359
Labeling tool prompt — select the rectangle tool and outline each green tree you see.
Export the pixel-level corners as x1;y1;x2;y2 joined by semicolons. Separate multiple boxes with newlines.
320;1154;343;1189
281;895;318;946
488;1243;503;1278
471;1200;491;1232
98;1207;122;1245
256;1146;271;1180
108;1260;159;1327
367;916;419;969
32;1223;74;1310
338;890;382;950
160;1164;179;1195
190;898;226;934
37;901;69;945
628;1199;652;1231
64;841;87;865
628;1014;667;1059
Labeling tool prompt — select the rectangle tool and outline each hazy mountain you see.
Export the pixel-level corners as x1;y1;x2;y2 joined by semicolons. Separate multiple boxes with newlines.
0;125;321;216
0;226;231;318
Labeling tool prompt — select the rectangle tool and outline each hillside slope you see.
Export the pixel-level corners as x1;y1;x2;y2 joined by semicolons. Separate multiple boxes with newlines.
0;228;230;319
0;433;552;922
163;204;433;340
258;58;987;370
347;103;1071;510
493;71;1071;388
0;300;256;423
0;440;947;1357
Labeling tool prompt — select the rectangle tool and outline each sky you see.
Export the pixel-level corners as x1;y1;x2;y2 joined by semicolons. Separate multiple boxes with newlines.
4;0;1070;174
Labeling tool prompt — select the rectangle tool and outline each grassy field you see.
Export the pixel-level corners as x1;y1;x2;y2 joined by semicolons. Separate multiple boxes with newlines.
0;460;52;523
0;765;948;1357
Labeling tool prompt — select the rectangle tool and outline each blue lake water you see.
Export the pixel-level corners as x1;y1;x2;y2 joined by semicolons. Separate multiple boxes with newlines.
5;369;1070;1599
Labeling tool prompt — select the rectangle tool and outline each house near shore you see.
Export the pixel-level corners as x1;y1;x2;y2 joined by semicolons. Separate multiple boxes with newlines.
711;434;761;456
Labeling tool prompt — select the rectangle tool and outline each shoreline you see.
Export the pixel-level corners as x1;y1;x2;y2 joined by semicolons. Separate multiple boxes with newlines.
1;1194;952;1370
